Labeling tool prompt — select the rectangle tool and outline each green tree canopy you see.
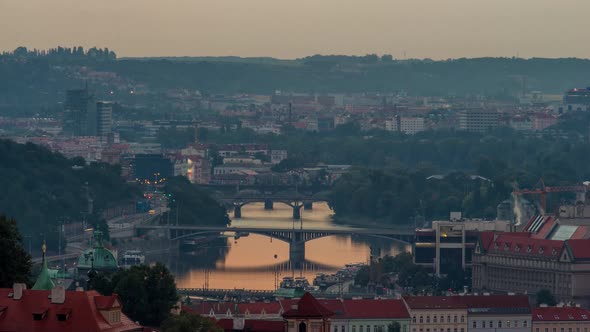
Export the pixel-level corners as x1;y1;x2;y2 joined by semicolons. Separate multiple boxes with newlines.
164;176;230;226
90;263;178;327
536;288;558;306
0;216;32;287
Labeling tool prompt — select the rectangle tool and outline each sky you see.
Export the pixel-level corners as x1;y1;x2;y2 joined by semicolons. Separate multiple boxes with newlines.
1;0;589;59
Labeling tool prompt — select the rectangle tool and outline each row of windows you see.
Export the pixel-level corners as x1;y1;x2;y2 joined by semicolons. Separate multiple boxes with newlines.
413;328;464;332
413;315;465;324
536;328;588;332
345;325;407;332
472;320;528;328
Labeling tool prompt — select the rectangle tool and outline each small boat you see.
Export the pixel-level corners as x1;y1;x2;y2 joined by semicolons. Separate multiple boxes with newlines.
121;250;145;268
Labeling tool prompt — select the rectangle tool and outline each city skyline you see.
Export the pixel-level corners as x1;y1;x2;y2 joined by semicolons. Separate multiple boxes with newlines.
1;0;590;59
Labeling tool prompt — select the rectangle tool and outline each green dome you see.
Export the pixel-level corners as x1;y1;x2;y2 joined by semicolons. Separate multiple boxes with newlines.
77;231;118;271
32;244;55;290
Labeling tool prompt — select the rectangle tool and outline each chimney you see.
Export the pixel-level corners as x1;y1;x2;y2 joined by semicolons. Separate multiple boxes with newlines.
13;283;26;300
51;286;66;304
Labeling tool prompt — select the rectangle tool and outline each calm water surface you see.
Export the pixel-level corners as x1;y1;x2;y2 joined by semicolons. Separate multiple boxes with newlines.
155;202;410;290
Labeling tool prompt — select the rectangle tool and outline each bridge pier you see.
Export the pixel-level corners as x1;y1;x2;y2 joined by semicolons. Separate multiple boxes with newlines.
289;241;305;263
264;199;274;210
233;205;242;219
303;202;313;210
292;204;304;220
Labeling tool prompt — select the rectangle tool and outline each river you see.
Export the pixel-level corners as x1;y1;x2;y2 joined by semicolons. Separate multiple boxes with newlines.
152;202;410;290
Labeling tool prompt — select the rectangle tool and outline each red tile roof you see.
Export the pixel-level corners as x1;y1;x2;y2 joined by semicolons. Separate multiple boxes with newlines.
216;318;284;332
0;288;142;332
483;232;565;258
533;307;590;321
404;295;530;311
343;299;409;319
566;239;590;260
282;293;334;319
94;294;121;310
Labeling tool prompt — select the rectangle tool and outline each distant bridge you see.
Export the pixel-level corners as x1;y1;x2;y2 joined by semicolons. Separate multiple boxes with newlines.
202;184;332;219
135;224;415;261
177;288;388;300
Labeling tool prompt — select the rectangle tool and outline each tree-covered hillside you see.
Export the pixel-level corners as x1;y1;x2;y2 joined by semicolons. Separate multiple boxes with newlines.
0;140;140;250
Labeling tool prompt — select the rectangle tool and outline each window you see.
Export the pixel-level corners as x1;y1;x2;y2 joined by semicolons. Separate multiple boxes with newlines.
489;321;493;328
460;329;464;332
334;327;338;332
413;317;417;324
561;328;564;332
353;326;356;332
420;316;424;323
473;322;477;329
460;316;464;323
447;316;451;323
342;326;346;332
524;321;528;327
434;316;438;323
427;316;430;323
553;328;557;332
498;321;502;328
441;316;444;323
360;325;364;332
515;320;519;327
507;320;511;328
454;316;458;323
536;329;540;332
482;321;486;328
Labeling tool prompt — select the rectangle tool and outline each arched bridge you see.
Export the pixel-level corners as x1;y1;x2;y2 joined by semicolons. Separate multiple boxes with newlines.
208;186;332;220
135;224;415;262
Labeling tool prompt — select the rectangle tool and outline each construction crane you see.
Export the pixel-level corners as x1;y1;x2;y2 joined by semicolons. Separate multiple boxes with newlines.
512;184;588;214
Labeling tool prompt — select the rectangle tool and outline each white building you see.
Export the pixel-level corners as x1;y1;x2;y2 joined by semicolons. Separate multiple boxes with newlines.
400;117;425;135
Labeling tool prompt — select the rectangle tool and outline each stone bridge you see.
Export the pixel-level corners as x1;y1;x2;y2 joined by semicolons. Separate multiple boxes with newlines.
135;224;415;262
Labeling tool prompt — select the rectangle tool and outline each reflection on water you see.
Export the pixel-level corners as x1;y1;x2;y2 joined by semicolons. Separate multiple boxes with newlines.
152;202;410;290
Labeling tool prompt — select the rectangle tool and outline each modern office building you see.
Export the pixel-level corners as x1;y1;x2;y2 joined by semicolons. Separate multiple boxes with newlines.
96;101;113;141
63;87;96;136
414;218;510;276
458;109;499;133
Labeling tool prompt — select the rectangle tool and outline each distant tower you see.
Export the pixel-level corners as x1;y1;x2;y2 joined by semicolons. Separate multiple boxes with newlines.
96;101;113;141
64;87;96;136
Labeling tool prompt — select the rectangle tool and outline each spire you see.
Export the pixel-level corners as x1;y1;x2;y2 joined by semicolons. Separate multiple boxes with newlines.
32;242;55;290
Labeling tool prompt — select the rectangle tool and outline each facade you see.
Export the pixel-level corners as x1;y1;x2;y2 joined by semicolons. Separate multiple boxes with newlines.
414;220;510;276
63;87;96;136
96;101;113;140
403;296;468;332
400;117;426;135
458;109;499;133
404;295;530;332
472;231;590;303
283;293;334;332
0;284;143;332
533;307;590;332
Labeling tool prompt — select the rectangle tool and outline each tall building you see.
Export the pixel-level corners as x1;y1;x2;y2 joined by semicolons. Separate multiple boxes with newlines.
96;101;113;140
458;109;499;133
63;88;96;136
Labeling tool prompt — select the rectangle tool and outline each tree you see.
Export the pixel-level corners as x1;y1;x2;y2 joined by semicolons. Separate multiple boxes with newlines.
161;312;222;332
91;263;178;327
536;288;557;306
0;216;32;287
387;322;401;332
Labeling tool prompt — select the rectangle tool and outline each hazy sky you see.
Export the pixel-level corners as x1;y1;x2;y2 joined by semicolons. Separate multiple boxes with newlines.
1;0;589;59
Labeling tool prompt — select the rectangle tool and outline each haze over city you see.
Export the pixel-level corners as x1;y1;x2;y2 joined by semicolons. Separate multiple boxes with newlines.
2;0;590;59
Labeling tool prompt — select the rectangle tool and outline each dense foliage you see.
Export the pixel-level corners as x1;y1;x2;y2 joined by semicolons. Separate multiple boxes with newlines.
163;176;230;226
90;263;178;327
355;253;469;295
0;216;32;287
0;140;140;249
